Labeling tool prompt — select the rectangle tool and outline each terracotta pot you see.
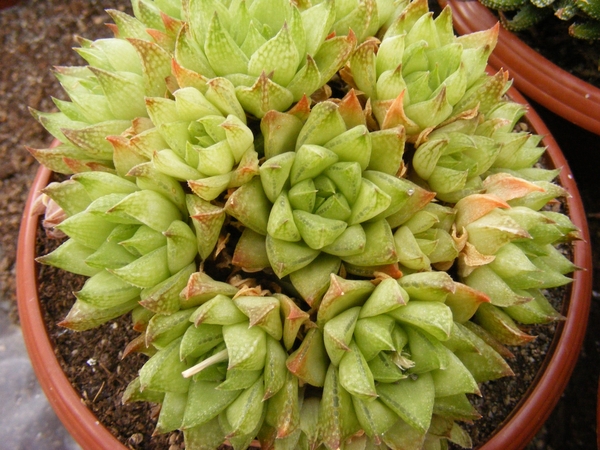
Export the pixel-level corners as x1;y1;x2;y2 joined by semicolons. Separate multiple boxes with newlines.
439;0;600;136
16;91;592;449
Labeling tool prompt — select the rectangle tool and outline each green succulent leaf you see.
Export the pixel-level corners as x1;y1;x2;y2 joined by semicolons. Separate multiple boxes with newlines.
223;322;268;371
338;341;377;400
323;306;361;366
139;338;192;393
377;372;435;434
318;365;361;450
286;328;328;387
183;380;242;430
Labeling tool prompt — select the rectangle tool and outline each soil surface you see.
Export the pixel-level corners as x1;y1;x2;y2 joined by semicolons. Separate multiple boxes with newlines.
1;1;599;450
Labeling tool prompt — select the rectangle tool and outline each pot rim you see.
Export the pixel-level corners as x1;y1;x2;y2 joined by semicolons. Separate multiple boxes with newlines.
440;0;600;136
16;97;592;449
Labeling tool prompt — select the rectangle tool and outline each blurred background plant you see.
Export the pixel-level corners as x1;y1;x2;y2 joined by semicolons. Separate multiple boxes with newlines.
479;0;600;40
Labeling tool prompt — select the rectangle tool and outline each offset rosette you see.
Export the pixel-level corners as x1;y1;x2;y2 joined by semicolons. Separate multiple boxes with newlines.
303;274;509;449
123;275;311;449
393;203;460;273
225;97;434;303
410;97;550;203
173;0;356;117
344;0;499;139
454;172;579;345
144;81;259;204
37;171;199;326
28;12;176;173
103;79;257;261
35;75;259;320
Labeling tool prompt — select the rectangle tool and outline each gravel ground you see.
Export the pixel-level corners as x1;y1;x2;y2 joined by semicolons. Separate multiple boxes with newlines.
1;1;598;449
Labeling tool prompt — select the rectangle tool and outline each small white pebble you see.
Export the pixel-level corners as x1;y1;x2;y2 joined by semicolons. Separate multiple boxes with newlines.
129;433;143;445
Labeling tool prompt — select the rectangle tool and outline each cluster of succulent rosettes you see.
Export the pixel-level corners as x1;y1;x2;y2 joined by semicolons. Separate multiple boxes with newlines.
36;170;201;327
26;0;380;174
128;0;401;118
342;0;552;203
122;271;510;449
477;0;600;40
26;0;584;448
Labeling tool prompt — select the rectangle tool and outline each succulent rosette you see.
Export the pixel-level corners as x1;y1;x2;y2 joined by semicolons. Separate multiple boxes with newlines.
122;275;311;449
224;95;440;305
408;96;552;204
37;170;198;325
344;0;499;139
26;0;583;449
453;172;578;344
172;0;359;118
286;273;509;448
27;2;186;174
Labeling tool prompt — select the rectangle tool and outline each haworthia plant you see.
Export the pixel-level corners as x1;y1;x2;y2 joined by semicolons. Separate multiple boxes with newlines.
29;0;580;448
